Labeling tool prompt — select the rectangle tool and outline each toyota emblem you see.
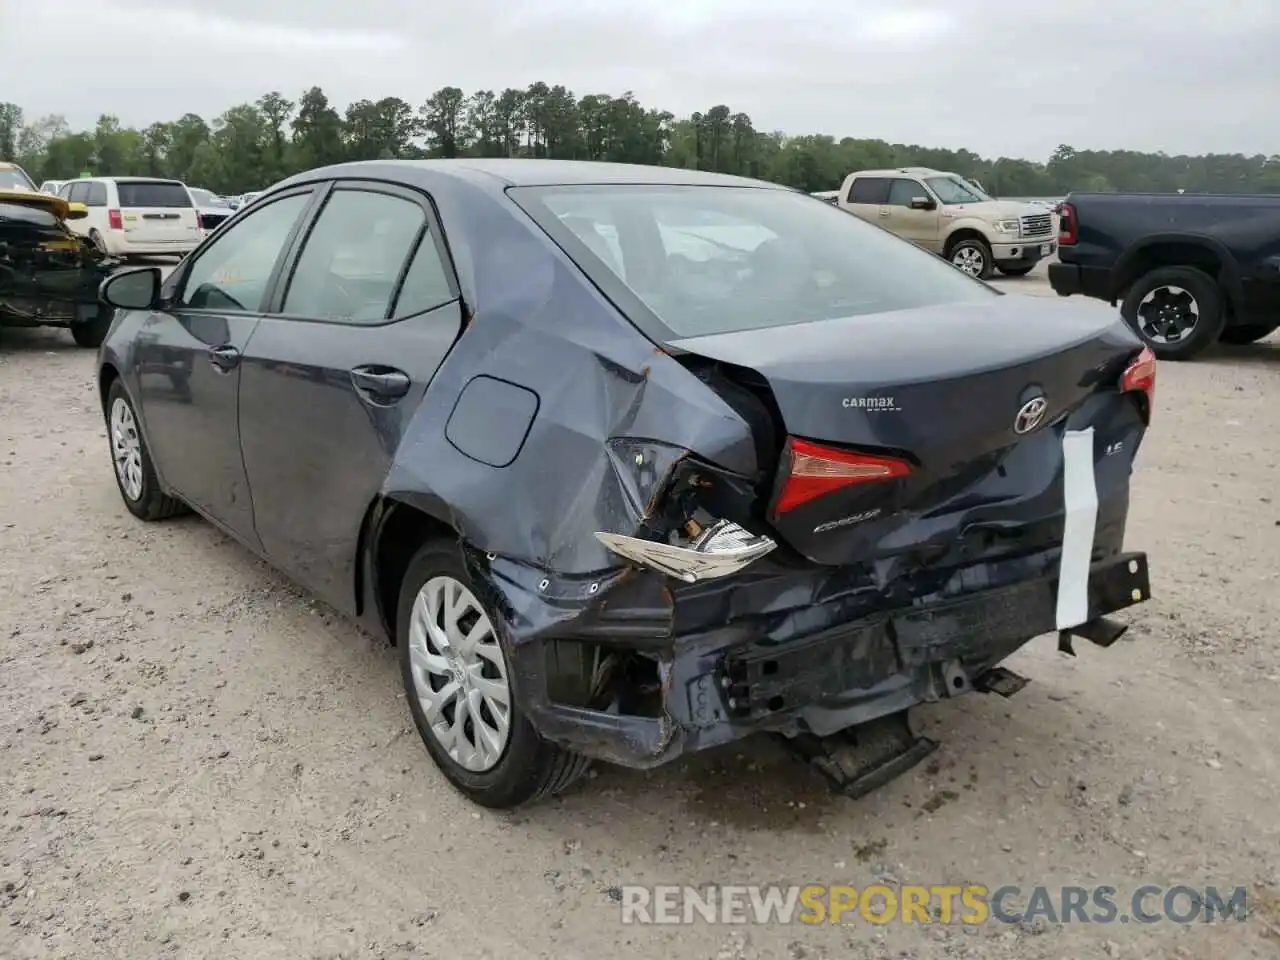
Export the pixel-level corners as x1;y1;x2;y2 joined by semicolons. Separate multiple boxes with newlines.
1013;397;1047;434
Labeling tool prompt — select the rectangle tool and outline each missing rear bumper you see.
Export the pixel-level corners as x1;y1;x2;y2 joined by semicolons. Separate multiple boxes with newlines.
519;550;1151;769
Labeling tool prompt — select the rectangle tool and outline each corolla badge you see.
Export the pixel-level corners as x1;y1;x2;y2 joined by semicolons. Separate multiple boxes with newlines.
1013;396;1048;434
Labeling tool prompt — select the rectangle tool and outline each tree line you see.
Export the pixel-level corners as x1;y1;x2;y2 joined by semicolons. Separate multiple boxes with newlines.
3;85;1279;198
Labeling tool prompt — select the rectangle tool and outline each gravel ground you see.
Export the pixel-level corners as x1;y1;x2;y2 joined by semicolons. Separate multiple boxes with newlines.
2;268;1279;960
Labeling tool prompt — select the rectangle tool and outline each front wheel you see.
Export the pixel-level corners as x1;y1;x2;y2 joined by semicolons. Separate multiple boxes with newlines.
105;380;187;521
1120;265;1226;361
1218;323;1278;346
948;238;995;280
397;541;591;808
996;264;1035;277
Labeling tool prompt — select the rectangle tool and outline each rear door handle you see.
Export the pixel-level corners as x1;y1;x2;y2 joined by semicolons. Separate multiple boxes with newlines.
350;366;411;402
209;343;241;372
878;209;891;217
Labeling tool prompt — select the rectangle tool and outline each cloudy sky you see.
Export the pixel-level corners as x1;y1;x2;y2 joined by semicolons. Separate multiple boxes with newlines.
3;0;1278;160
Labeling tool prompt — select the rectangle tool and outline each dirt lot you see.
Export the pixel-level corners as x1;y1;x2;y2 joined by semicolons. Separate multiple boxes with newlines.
2;268;1279;959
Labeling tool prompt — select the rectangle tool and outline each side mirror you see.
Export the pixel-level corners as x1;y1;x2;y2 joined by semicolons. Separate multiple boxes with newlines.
64;202;89;221
100;266;162;310
909;196;937;211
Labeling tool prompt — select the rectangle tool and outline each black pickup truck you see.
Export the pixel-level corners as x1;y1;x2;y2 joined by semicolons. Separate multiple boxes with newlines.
1049;192;1280;360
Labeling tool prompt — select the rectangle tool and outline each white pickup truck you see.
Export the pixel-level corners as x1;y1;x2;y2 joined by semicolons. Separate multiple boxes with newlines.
836;167;1056;280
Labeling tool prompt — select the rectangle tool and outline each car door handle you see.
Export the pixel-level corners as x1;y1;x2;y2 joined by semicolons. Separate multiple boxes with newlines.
878;209;891;217
209;344;241;372
350;366;411;402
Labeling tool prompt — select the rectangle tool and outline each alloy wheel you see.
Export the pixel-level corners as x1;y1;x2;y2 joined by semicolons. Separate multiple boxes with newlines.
110;397;144;502
952;246;985;276
406;576;512;772
1136;285;1199;344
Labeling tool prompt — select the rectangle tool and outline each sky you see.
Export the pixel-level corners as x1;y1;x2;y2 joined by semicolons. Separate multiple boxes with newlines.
3;0;1279;161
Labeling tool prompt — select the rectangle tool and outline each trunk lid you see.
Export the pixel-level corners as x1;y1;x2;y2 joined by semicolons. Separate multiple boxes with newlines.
669;296;1146;565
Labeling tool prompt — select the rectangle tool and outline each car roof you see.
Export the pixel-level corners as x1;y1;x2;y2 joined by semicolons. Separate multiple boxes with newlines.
280;158;786;192
848;167;949;178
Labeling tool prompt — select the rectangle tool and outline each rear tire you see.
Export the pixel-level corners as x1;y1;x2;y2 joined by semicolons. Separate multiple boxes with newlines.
105;379;187;521
397;541;590;809
1218;323;1278;346
1120;265;1225;361
996;264;1035;277
947;237;994;280
89;230;109;257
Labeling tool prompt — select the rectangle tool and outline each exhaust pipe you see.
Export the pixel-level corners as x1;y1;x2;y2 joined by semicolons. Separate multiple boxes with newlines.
1067;616;1129;648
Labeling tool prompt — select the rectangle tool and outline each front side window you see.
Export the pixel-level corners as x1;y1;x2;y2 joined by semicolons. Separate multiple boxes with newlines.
887;179;928;207
512;184;997;342
180;192;311;313
281;189;426;324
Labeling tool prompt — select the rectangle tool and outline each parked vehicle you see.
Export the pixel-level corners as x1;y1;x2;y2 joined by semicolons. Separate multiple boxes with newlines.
0;189;117;346
95;159;1154;809
837;167;1056;279
39;180;67;196
0;162;38;194
1051;192;1280;359
56;177;201;258
188;187;233;234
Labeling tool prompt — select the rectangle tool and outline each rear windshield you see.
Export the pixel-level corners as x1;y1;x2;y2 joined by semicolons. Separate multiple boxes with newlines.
511;184;997;341
0;167;36;191
116;181;193;208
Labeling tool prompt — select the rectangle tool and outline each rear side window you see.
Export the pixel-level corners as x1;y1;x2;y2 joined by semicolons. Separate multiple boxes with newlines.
116;181;193;208
392;237;455;318
86;182;108;207
67;182;89;203
281;189;427;324
847;177;890;204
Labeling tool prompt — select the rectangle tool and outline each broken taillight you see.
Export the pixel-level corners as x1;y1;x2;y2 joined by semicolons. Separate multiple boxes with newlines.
1120;346;1156;420
774;438;912;514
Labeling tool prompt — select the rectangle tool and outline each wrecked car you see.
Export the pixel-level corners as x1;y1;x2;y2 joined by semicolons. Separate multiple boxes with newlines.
94;159;1154;808
0;188;118;347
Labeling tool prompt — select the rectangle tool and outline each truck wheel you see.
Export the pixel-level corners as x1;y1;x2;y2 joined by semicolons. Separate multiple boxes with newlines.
397;541;591;809
1218;323;1278;346
948;238;994;280
1120;266;1225;361
996;265;1035;277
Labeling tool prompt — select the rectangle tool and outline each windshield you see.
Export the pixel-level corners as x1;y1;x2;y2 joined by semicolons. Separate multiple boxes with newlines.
0;167;36;192
511;184;997;341
925;176;990;205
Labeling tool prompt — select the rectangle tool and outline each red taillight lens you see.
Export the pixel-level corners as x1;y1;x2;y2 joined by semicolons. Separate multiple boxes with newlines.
1058;202;1077;246
1120;346;1156;420
774;438;912;514
108;208;123;230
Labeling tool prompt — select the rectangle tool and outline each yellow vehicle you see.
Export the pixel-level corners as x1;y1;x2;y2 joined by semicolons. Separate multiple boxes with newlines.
0;186;118;347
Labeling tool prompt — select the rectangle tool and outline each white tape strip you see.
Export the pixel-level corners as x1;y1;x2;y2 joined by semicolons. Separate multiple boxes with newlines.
1056;427;1097;630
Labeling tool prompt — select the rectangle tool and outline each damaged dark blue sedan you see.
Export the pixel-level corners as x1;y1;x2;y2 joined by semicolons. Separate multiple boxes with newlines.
95;159;1155;808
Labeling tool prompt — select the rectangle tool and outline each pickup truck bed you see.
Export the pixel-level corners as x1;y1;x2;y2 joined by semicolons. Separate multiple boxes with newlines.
1050;192;1280;359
